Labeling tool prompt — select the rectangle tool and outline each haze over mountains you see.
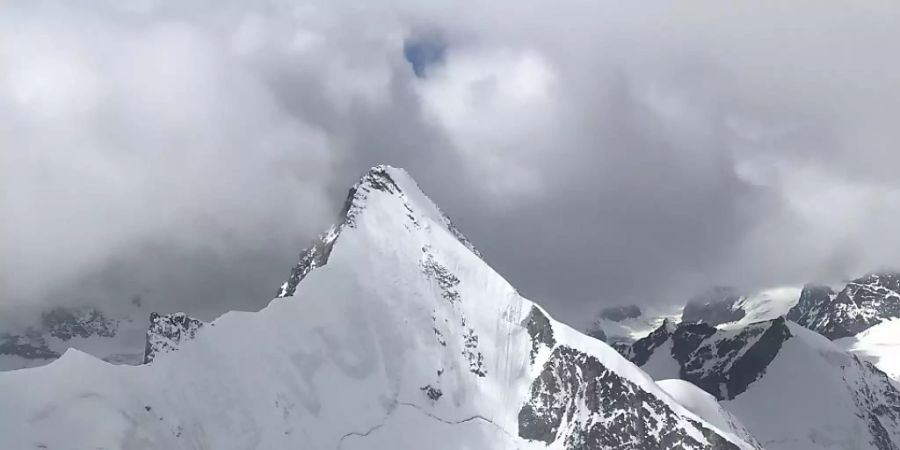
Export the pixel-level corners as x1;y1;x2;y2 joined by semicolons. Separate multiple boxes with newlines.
2;166;899;450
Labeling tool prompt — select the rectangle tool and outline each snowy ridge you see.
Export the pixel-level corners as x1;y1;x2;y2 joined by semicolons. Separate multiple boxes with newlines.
625;318;791;400
0;165;752;450
277;165;480;299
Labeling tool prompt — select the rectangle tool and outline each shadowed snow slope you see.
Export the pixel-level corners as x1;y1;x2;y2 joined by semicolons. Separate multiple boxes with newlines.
657;379;762;449
0;166;752;450
623;316;900;450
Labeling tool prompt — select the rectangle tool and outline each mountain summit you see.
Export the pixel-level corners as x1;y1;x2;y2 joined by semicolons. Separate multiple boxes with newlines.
788;274;900;339
0;166;751;449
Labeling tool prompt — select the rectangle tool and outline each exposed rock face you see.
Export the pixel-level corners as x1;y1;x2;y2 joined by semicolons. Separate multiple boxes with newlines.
678;319;791;400
41;306;118;340
786;284;835;325
275;167;398;298
143;312;204;364
1;306;119;369
624;318;791;400
599;304;642;322
682;287;747;327
788;273;900;339
619;316;900;449
627;318;676;365
518;345;742;450
845;358;900;450
523;306;556;364
276;225;340;298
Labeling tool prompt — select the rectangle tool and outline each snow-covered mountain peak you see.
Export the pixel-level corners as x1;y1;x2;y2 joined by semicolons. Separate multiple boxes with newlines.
277;165;479;298
0;165;754;450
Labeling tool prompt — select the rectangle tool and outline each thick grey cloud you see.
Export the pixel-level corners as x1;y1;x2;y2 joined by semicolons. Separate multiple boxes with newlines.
3;1;900;328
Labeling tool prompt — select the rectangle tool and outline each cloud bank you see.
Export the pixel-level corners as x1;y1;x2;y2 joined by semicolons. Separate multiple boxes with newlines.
3;1;900;327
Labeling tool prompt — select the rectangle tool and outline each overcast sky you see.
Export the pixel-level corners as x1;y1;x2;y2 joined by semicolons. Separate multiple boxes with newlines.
3;1;900;328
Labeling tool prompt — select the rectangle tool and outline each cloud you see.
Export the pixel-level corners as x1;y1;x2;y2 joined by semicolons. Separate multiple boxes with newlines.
3;0;900;328
1;2;339;320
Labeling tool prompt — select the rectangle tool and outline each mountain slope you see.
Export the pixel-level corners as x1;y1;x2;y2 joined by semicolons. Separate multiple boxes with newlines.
657;379;762;449
621;316;900;449
0;166;752;450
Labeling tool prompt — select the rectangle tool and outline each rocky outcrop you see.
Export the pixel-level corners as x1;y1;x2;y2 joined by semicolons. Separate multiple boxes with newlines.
627;318;676;365
523;306;556;364
41;306;118;340
624;318;792;401
143;312;204;364
788;273;900;339
845;357;900;450
678;318;791;400
519;345;743;449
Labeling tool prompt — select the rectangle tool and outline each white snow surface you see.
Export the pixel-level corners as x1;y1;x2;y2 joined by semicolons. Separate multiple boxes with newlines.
658;379;761;449
0;166;752;450
640;339;681;380
721;287;802;329
837;318;900;382
724;322;900;450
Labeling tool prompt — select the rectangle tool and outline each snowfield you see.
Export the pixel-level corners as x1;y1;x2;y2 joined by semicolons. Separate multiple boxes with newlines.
837;318;900;382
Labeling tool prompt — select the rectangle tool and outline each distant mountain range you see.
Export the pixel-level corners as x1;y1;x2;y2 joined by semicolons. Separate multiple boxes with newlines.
0;304;145;370
588;275;900;449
